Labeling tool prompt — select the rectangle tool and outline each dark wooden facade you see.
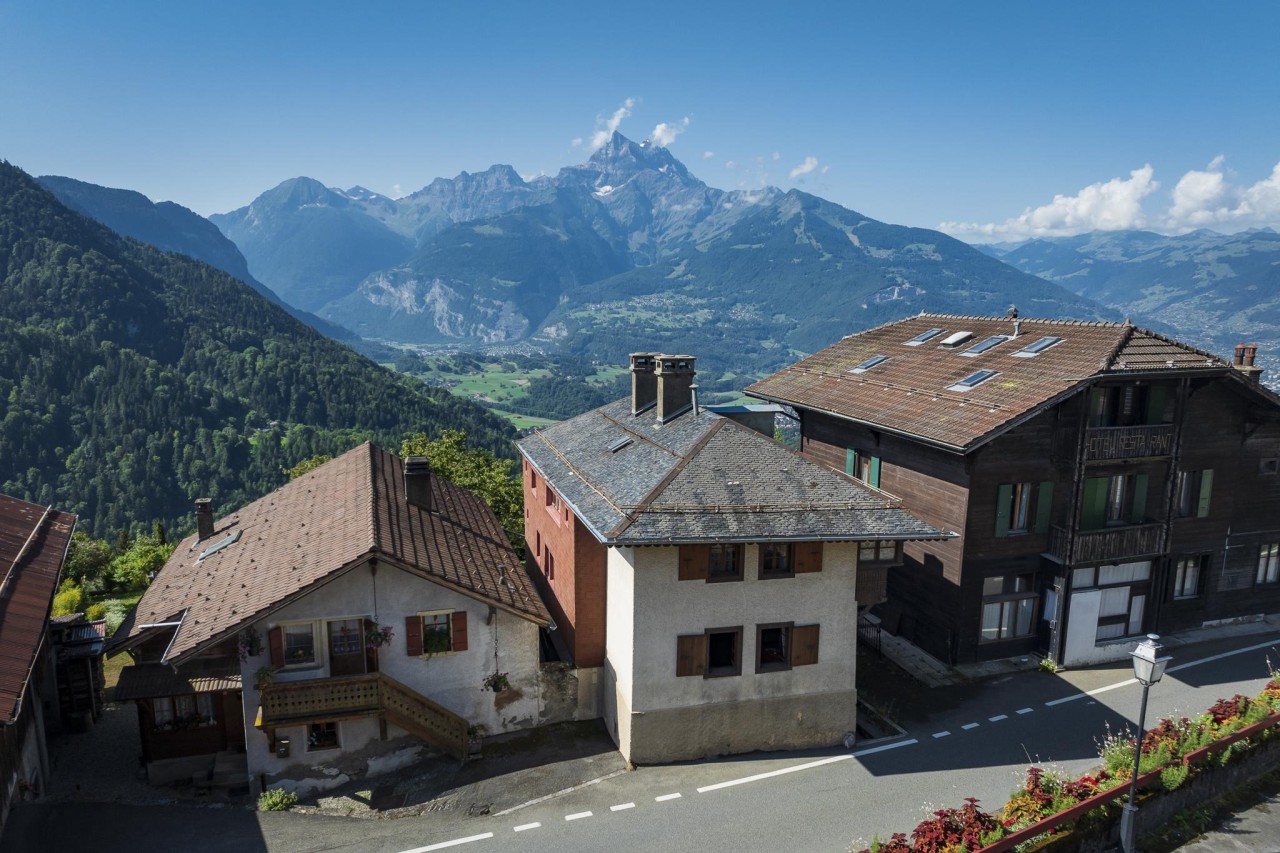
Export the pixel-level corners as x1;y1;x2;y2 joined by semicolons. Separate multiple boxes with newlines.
798;371;1280;665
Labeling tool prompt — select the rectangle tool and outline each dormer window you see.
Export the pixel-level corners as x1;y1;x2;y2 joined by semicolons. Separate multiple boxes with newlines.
960;335;1010;357
948;369;998;392
939;331;974;349
1012;336;1063;357
903;328;945;346
848;355;889;373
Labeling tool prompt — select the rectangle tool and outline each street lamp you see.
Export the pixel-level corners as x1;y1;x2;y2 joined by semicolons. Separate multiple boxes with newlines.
1120;634;1172;853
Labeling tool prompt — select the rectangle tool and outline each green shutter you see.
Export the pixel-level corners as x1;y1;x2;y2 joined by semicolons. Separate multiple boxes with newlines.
1145;385;1168;425
845;448;855;476
1130;474;1150;524
869;456;881;488
1081;478;1107;530
995;484;1013;537
1197;469;1214;518
1034;481;1054;534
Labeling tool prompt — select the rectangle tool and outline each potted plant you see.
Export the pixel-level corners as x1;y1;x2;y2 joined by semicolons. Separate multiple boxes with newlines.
254;665;275;692
237;626;263;662
482;671;510;693
365;623;394;650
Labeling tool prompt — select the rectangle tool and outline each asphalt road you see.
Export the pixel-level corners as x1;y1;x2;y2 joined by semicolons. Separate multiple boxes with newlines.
7;633;1280;853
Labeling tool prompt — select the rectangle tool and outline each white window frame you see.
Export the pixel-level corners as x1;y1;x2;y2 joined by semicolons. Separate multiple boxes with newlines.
420;609;456;656
280;620;324;670
1258;543;1280;585
1173;555;1204;600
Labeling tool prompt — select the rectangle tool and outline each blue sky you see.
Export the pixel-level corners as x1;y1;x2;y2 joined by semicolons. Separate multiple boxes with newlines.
3;1;1277;241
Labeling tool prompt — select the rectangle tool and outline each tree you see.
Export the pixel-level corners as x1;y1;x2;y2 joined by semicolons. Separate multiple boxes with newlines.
400;430;523;546
64;531;113;591
108;533;175;591
284;454;332;480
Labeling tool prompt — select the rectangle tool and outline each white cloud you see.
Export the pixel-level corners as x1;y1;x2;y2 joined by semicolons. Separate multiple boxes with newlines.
820;165;830;175
649;116;690;147
788;156;819;180
772;151;781;161
587;98;636;151
570;137;583;148
391;184;404;198
1163;157;1280;233
939;165;1159;240
703;151;715;159
725;160;738;169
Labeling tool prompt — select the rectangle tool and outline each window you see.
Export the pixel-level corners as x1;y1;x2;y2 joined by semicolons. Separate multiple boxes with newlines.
1173;555;1206;599
845;449;881;487
152;697;174;729
1074;561;1151;641
307;722;339;751
529;467;538;493
1260;458;1279;476
545;548;555;581
858;540;900;563
151;694;216;732
405;610;469;656
903;328;945;346
708;543;743;581
544;487;558;511
283;623;317;667
1012;336;1063;358
1081;474;1149;530
979;574;1036;643
759;543;794;579
1176;469;1214;518
960;335;1010;356
1088;384;1169;427
948;369;998;391
1258;543;1280;585
995;482;1053;536
848;355;889;373
757;623;793;673
328;619;363;656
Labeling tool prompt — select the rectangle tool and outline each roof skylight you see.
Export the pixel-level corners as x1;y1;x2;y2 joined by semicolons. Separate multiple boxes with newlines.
607;436;634;453
198;529;241;561
1012;336;1064;358
903;328;945;346
948;369;999;392
848;355;889;373
960;335;1011;357
938;331;974;349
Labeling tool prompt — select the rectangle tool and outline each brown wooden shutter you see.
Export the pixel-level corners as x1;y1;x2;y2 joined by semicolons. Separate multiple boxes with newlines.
451;611;469;652
268;626;284;668
678;544;709;580
676;634;708;677
794;542;823;573
792;624;820;666
404;615;423;656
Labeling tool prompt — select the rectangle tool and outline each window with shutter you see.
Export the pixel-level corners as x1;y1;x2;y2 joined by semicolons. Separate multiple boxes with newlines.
268;626;284;668
678;544;709;581
756;623;794;673
676;634;707;677
792;624;820;666
794;542;823;573
705;627;742;677
759;543;794;579
404;615;423;656
451;611;469;652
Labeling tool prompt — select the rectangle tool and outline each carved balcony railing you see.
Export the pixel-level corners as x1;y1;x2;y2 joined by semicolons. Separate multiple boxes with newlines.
1082;424;1175;462
1047;522;1166;566
256;672;469;758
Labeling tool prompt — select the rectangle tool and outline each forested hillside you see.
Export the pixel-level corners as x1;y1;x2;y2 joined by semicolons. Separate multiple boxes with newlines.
0;161;515;536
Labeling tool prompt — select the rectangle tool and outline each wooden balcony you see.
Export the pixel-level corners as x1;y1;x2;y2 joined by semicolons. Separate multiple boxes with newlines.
1047;523;1166;566
1082;424;1175;461
256;672;469;759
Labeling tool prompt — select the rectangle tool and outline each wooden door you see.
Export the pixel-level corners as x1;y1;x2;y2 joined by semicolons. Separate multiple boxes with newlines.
328;619;366;676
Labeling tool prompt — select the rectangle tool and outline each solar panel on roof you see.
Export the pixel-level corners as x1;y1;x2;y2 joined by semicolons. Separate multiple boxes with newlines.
948;369;998;391
960;335;1010;356
1012;336;1063;357
848;355;889;373
903;328;945;346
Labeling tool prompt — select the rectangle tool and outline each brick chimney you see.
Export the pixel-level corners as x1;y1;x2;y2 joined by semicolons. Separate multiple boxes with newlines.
194;498;214;541
404;457;432;512
655;354;696;424
1238;343;1264;383
1234;343;1246;366
630;352;657;415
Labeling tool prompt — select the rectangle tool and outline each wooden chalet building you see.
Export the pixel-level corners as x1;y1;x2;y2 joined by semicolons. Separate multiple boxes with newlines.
0;494;75;832
749;312;1280;667
110;444;553;795
518;354;945;762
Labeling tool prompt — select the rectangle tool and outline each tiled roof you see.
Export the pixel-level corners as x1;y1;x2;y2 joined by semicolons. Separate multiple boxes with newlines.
519;399;946;545
0;494;76;722
119;443;547;665
747;313;1234;452
113;659;242;701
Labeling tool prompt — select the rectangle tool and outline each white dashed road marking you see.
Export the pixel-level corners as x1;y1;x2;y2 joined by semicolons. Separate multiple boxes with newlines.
932;730;951;738
513;823;540;832
989;714;1008;722
655;793;682;802
565;811;592;821
1017;707;1034;715
962;722;980;730
610;803;635;812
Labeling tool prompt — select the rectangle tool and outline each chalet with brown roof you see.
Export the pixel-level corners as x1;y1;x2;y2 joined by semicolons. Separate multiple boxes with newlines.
0;494;75;831
111;443;554;795
749;312;1280;667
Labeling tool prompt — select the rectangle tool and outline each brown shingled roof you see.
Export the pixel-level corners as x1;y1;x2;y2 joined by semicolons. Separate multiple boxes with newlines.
747;313;1232;452
120;443;547;665
0;494;76;722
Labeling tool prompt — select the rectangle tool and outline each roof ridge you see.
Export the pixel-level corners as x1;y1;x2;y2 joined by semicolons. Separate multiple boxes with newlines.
913;312;1125;328
597;408;684;458
366;442;382;556
607;418;727;539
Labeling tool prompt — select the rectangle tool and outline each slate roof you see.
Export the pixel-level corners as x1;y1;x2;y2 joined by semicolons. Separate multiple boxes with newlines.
519;398;946;545
748;313;1242;453
117;443;548;666
0;494;76;723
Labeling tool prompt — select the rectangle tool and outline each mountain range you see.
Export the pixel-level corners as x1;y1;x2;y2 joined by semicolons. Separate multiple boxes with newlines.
978;228;1280;377
211;133;1109;376
0;161;514;536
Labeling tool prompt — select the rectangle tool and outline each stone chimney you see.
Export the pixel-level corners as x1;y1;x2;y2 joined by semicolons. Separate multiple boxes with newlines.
194;498;214;542
630;352;657;415
1238;343;1264;383
655;354;696;424
404;457;432;512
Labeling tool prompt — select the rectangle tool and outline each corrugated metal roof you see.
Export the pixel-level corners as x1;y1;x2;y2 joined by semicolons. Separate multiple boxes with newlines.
0;493;76;723
748;313;1233;452
114;659;242;701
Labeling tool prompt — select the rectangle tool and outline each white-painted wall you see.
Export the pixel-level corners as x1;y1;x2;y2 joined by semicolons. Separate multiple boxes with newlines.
237;562;542;791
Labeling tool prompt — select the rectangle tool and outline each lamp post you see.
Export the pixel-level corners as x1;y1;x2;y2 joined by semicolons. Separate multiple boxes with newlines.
1120;634;1172;853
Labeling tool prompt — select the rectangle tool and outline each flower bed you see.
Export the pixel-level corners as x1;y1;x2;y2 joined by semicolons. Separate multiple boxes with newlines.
856;674;1280;853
